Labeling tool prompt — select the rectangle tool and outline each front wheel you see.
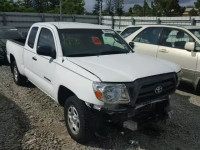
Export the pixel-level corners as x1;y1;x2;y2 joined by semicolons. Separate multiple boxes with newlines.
12;61;27;85
64;96;94;144
195;81;200;96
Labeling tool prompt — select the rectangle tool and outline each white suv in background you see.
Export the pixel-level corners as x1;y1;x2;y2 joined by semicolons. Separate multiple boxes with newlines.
124;25;200;92
120;25;142;39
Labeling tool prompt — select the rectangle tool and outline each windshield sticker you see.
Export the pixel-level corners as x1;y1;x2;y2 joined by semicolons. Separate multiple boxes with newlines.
92;36;102;45
102;29;115;34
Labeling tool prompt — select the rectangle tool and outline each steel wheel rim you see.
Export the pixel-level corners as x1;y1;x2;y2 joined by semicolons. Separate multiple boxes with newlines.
13;66;18;82
68;105;80;135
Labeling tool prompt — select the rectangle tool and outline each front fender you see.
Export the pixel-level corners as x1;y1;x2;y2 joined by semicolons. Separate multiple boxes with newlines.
53;63;104;106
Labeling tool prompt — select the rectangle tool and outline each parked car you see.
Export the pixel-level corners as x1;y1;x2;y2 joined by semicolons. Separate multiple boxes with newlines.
185;26;200;40
7;22;181;143
124;25;200;92
120;25;142;38
0;26;25;63
114;29;122;34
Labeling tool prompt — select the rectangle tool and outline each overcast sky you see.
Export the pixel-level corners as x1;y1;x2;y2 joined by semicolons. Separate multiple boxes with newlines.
85;0;197;12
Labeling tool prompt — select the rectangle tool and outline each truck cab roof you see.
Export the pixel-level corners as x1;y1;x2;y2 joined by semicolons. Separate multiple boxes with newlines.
34;22;111;30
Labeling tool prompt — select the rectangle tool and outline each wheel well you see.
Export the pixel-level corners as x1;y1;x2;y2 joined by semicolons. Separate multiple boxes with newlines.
10;54;15;73
195;78;200;91
58;85;76;106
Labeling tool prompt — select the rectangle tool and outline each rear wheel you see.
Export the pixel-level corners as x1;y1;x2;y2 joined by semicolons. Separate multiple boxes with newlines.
12;61;27;85
64;96;94;144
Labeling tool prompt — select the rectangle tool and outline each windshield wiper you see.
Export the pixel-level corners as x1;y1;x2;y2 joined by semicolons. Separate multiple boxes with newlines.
99;50;130;55
67;53;97;57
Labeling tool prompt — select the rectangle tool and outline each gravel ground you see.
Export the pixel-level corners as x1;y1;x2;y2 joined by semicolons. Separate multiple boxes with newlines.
0;65;200;150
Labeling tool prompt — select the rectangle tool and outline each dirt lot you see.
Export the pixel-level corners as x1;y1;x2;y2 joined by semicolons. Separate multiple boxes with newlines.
0;65;200;150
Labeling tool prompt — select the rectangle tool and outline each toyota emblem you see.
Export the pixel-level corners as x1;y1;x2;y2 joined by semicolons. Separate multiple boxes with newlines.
155;86;163;94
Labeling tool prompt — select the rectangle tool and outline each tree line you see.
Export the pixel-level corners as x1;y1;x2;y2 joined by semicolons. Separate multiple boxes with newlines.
1;0;200;16
0;0;84;14
128;0;200;16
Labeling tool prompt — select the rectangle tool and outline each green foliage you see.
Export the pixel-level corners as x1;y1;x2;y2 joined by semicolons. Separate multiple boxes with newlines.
129;0;151;16
129;0;185;17
49;0;85;15
129;5;143;16
0;0;35;12
195;0;200;15
143;0;151;16
30;0;59;13
0;0;84;14
93;0;102;15
151;0;185;16
31;0;48;13
189;8;198;16
104;0;124;16
104;0;114;15
114;0;124;16
62;0;85;14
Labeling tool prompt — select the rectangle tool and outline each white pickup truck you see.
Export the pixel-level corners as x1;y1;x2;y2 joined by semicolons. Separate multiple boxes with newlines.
6;22;181;143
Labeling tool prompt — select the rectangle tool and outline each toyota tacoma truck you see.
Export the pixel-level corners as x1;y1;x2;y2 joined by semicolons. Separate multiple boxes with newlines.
6;22;181;144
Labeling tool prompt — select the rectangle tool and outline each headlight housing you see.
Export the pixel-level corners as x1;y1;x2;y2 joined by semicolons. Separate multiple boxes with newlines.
93;82;130;104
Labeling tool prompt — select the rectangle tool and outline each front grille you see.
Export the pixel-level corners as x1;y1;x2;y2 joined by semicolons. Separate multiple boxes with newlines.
126;73;177;106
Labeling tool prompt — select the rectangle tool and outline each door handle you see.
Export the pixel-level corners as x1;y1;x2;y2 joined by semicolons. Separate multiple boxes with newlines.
32;56;37;61
159;49;168;53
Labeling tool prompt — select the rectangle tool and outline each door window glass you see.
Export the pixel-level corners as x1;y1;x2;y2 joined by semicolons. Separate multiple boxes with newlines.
37;28;56;55
28;27;38;48
160;28;194;49
133;27;162;45
195;42;200;51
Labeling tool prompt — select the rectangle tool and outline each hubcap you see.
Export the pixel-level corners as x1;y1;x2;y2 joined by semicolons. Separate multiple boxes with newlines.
68;105;80;135
13;66;18;81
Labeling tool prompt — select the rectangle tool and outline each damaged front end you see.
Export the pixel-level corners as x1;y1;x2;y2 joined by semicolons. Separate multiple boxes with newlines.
88;73;177;132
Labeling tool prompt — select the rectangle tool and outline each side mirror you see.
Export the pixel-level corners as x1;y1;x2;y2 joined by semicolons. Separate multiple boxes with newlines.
184;42;195;51
37;46;56;59
129;41;135;49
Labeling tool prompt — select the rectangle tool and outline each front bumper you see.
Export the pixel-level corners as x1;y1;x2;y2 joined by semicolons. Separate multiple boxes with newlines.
89;73;176;124
93;96;171;124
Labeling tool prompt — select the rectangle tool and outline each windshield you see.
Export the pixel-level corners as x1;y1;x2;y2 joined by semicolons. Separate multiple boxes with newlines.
58;29;132;57
121;27;141;38
189;29;200;40
0;29;23;39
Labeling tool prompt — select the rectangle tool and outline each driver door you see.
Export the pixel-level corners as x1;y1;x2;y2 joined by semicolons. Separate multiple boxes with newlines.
32;27;57;97
132;27;163;57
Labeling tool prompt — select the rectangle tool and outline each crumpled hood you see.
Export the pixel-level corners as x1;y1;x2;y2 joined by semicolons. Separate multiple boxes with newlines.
67;53;181;82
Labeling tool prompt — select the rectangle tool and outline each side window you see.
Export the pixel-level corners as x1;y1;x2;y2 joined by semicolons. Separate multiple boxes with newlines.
196;42;200;51
121;27;141;38
28;27;38;48
160;28;195;49
133;27;162;45
37;28;56;55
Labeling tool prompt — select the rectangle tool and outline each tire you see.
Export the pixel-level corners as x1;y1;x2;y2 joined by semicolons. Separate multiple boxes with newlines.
64;96;94;144
12;61;27;85
195;82;200;96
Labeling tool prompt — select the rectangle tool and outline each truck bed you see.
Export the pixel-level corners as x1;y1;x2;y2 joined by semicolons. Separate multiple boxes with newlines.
6;40;25;75
9;38;26;46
